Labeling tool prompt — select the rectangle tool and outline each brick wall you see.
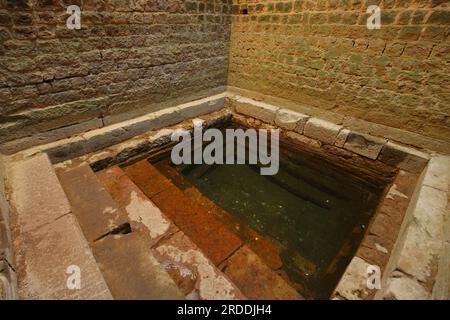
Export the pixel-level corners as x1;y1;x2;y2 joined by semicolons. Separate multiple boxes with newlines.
0;0;232;143
228;0;449;142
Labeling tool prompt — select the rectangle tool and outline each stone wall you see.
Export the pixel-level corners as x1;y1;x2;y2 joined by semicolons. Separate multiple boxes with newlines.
0;155;16;300
228;0;450;143
0;0;232;144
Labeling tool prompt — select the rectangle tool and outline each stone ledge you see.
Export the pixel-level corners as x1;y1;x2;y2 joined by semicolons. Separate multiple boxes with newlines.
304;117;342;145
0;92;227;156
344;132;387;160
379;157;450;300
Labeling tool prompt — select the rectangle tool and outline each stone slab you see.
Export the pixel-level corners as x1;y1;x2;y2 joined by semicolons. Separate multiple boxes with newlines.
303;117;342;145
343;132;387;160
56;163;129;242
234;96;279;124
378;141;429;173
14;214;112;300
224;246;302;300
274;109;309;132
422;155;450;192
384;274;431;300
92;231;183;300
8;153;72;234
333;257;374;300
153;231;245;300
397;185;447;287
96;166;172;241
125;161;242;266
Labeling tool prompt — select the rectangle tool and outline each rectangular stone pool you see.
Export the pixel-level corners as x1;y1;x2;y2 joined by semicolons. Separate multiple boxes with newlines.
153;125;388;299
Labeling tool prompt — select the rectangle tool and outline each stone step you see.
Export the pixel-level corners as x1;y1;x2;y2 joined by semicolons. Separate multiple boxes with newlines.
154;161;284;270
124;160;303;300
96;166;245;300
56;162;183;300
7;154;112;299
124;160;243;266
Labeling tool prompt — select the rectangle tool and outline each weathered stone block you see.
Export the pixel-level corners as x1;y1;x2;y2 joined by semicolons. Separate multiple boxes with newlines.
384;275;431;300
343;132;387;160
92;231;183;300
7;153;72;233
333;257;374;300
275;108;309;132
177;95;225;120
422;155;450;192
378;141;429;173
14;214;112;300
397;185;447;285
335;128;350;148
234;97;279;124
154;231;245;300
224;246;302;300
303;118;342;145
56;163;129;242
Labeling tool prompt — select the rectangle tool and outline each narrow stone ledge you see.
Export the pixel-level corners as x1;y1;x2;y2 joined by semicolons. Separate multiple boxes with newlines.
274;109;309;132
303;118;342;145
422;155;450;192
396;185;447;286
378;141;430;174
343;132;387;160
284;131;322;149
234;96;279;124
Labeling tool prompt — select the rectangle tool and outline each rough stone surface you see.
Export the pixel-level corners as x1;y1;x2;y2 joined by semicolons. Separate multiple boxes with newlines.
177;95;226;119
96;166;172;241
335;129;351;148
154;231;245;300
274;108;309;132
125;160;243;266
284;131;322;149
378;142;430;173
92;231;183;300
303;118;342;145
56;163;128;242
224;246;302;300
14;214;112;300
384;275;431;300
228;1;450;143
0;2;232;144
234;96;279;124
8;153;72;233
397;185;447;286
333;257;374;300
422;155;450;192
343;132;387;160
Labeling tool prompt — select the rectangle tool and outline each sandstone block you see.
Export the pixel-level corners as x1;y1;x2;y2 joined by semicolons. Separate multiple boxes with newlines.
234;96;279;124
275;108;309;132
303;118;342;145
343;132;387;160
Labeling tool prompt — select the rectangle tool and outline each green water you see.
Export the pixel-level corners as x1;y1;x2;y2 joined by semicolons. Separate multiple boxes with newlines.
163;138;386;299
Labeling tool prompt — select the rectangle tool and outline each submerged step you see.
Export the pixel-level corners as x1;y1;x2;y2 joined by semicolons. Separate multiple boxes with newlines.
96;165;244;300
124;160;243;266
7;154;111;299
56;163;129;243
224;246;303;300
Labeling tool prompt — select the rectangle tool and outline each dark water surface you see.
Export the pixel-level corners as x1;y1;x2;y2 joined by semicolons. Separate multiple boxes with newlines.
159;132;387;299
